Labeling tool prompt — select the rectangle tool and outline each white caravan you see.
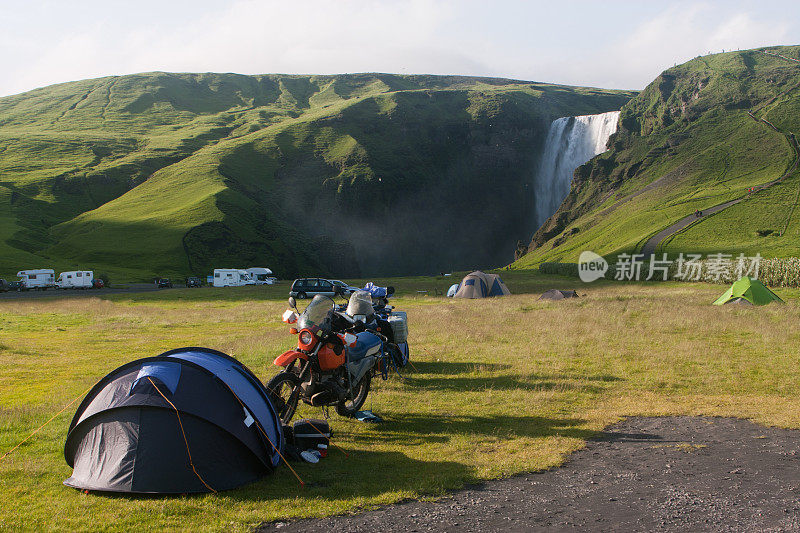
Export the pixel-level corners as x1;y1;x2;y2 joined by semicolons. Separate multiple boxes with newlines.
56;270;94;289
17;269;55;289
245;267;274;285
213;269;248;287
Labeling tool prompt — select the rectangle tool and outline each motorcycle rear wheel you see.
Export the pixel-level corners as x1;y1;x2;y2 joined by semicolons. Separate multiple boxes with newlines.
336;372;371;417
266;371;301;424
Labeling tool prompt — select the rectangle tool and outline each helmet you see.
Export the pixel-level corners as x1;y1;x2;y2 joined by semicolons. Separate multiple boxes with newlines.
346;290;374;321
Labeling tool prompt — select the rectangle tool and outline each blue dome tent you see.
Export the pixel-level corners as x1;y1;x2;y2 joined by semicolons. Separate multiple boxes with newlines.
64;347;283;494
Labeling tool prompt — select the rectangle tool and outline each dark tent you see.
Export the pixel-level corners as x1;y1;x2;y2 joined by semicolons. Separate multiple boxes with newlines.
539;289;579;301
64;347;284;494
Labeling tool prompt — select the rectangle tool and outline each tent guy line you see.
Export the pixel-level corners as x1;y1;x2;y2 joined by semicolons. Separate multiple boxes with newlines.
0;384;95;463
147;377;218;493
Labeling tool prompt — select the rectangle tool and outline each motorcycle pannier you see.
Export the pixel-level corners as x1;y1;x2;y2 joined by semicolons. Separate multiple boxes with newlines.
293;418;331;450
387;312;408;344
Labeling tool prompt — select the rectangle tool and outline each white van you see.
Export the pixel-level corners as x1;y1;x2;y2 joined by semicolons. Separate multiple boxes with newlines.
245;267;274;285
17;269;55;290
56;271;94;289
213;269;247;287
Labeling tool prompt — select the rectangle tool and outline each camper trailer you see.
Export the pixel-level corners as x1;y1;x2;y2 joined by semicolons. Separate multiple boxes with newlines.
245;267;274;285
56;271;94;289
17;269;55;290
239;269;256;285
213;269;248;287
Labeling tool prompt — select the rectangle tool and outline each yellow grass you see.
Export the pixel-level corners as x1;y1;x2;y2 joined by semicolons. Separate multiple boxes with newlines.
1;275;799;530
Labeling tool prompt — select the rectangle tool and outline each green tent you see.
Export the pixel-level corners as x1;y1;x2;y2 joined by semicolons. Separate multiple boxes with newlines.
713;277;784;306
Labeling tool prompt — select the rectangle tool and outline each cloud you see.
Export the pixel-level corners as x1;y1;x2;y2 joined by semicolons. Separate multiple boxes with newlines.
0;0;796;96
602;4;793;87
133;0;486;75
1;0;494;95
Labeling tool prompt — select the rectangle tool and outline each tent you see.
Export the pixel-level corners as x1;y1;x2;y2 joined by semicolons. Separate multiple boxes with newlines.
539;289;579;301
64;347;284;494
446;283;459;297
712;277;784;306
453;271;511;298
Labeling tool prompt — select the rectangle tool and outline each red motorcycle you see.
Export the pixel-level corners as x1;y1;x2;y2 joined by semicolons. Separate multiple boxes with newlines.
266;292;397;423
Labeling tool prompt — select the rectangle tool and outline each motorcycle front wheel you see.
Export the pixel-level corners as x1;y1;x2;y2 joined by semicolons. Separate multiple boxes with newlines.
265;371;301;424
336;372;371;417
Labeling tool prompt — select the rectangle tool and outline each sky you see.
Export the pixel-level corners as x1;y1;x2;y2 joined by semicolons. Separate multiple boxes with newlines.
0;0;798;97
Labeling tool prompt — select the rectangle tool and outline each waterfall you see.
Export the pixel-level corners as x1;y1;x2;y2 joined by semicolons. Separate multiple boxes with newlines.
533;110;620;230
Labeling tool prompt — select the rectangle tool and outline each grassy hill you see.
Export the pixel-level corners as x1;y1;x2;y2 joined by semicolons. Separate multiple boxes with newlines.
515;45;800;267
0;73;633;281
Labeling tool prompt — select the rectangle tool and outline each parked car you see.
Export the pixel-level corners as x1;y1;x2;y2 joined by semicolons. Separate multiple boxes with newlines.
8;281;25;292
330;279;358;296
0;278;8;292
185;276;202;288
92;279;104;289
156;278;173;288
289;278;340;299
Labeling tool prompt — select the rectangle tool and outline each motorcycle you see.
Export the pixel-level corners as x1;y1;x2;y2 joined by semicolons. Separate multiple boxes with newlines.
266;290;402;424
336;283;410;369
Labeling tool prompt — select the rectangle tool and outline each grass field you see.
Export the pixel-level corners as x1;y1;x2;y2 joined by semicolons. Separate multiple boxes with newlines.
2;270;800;531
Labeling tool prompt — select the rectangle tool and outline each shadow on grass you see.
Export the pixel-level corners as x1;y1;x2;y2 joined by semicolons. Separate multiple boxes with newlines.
407;375;611;393
408;361;513;374
228;449;476;506
405;368;623;393
235;414;600;510
407;361;622;381
372;413;599;442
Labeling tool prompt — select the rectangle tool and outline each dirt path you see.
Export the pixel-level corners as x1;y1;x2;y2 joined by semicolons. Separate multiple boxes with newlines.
640;198;744;256
759;49;800;64
261;416;800;532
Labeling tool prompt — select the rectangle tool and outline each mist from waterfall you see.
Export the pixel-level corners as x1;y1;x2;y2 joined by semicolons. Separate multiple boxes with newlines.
533;110;620;230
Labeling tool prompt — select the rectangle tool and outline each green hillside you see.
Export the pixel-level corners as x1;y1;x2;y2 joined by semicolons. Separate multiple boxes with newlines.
515;45;800;267
0;73;633;280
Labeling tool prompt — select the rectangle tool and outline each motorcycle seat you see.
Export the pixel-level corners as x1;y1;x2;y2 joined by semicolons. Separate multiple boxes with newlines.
348;331;382;361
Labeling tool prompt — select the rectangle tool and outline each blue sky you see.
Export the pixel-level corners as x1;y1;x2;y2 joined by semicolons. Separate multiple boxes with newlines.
0;0;798;97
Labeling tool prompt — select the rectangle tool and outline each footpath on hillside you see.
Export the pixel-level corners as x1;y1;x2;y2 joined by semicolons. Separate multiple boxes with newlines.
641;57;800;256
641;126;798;256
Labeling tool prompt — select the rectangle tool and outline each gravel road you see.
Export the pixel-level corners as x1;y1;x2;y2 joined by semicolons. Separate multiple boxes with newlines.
262;416;800;532
0;283;164;300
